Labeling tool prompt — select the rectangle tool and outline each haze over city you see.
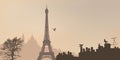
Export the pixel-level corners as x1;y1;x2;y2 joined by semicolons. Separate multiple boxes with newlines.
0;0;120;54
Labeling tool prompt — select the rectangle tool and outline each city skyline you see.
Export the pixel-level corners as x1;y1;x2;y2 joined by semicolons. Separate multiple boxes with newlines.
1;0;120;54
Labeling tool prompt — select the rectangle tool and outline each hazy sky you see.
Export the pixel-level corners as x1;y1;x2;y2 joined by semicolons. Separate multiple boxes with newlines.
1;0;120;54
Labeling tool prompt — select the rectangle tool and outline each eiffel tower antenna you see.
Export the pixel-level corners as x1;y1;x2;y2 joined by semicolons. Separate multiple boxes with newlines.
46;4;48;8
37;7;55;60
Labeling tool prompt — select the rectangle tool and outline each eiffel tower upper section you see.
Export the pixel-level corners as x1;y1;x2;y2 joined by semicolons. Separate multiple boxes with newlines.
44;7;50;42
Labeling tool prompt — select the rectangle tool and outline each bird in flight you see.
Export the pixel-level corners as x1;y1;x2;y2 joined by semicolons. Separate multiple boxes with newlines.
52;28;56;31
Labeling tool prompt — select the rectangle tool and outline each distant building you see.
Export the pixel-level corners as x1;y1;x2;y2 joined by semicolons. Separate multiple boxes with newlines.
56;39;120;60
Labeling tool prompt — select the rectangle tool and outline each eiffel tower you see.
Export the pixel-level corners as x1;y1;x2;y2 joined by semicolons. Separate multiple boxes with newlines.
37;8;55;60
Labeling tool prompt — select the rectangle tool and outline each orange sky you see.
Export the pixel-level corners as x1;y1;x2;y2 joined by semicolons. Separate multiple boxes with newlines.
0;0;120;54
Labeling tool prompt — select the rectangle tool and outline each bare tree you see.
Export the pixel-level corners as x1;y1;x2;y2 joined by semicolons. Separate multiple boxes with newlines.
1;37;24;60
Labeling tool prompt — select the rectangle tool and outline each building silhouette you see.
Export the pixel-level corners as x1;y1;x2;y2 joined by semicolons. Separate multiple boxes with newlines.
56;39;120;60
37;8;55;60
19;35;40;60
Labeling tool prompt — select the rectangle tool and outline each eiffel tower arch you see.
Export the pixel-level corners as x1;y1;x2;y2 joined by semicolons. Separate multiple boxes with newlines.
37;8;55;60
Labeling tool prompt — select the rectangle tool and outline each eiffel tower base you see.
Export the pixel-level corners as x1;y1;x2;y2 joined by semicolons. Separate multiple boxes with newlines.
37;52;55;60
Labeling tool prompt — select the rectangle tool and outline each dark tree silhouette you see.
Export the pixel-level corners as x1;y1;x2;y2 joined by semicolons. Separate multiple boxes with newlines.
1;37;24;60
